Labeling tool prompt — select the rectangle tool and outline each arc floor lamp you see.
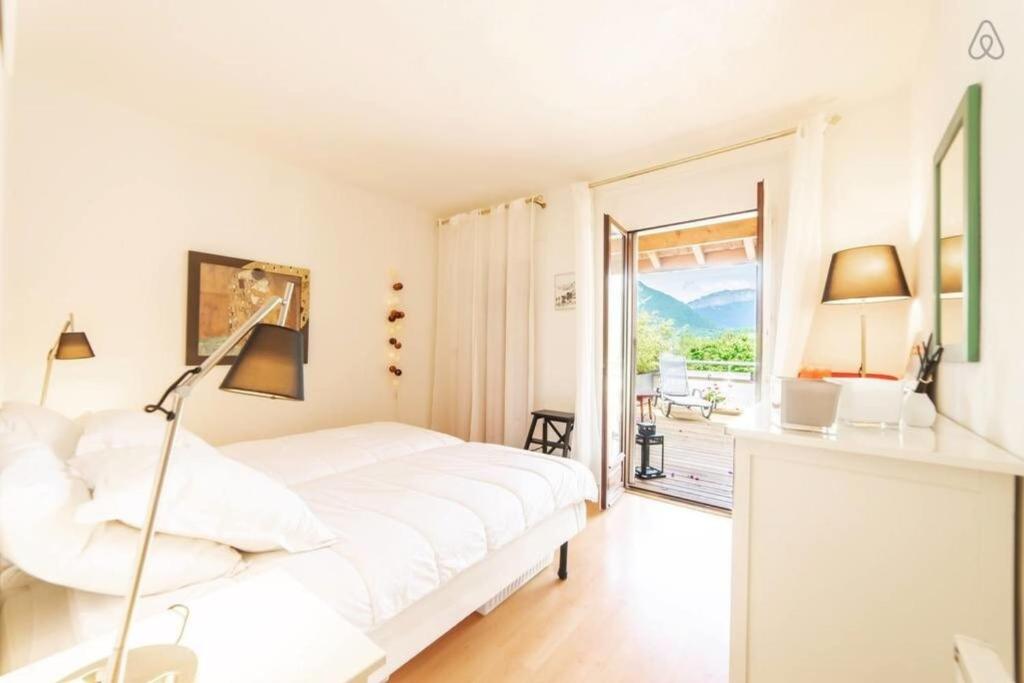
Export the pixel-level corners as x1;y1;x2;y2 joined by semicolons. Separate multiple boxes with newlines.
40;313;95;405
61;282;305;683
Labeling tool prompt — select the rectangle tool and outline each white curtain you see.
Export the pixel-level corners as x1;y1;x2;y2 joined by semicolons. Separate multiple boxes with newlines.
766;114;828;388
569;182;602;478
431;200;535;446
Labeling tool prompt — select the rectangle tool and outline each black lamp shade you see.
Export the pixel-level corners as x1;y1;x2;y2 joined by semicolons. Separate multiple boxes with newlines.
219;324;304;400
821;244;911;304
55;332;95;360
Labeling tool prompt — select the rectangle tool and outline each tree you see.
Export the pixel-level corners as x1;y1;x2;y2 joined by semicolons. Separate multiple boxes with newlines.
679;331;756;374
635;312;678;374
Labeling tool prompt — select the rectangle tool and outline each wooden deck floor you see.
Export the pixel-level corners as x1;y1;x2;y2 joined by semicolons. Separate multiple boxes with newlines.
629;411;736;510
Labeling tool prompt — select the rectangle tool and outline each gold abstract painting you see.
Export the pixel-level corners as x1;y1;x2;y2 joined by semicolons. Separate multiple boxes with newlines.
186;251;310;364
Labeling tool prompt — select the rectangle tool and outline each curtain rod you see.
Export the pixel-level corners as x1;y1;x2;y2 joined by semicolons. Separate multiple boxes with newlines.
437;194;547;226
588;115;841;189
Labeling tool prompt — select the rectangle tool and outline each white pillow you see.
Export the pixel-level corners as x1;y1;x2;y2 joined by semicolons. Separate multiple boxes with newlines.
72;441;336;553
0;434;243;596
75;409;205;457
0;402;82;459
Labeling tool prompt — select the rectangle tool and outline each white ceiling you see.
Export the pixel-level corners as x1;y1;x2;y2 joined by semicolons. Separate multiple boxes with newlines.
13;1;931;216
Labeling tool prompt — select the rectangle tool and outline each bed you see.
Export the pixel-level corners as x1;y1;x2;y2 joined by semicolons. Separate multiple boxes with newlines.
0;421;597;680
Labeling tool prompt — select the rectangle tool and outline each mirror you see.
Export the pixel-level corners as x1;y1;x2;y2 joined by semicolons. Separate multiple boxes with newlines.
934;84;980;362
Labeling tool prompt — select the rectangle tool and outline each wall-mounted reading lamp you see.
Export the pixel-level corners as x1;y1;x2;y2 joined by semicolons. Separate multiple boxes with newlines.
59;283;304;683
40;313;95;406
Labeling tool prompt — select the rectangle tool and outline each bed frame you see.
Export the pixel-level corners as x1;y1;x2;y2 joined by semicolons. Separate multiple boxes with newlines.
366;502;586;680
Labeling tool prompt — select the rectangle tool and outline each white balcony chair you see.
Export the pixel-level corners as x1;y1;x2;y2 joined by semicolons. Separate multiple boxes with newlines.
657;353;715;420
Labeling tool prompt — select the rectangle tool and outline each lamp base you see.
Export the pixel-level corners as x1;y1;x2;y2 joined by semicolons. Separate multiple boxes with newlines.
59;645;198;683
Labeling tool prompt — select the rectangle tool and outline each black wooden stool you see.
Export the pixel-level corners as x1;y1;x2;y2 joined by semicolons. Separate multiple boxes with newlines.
523;409;576;581
523;409;575;458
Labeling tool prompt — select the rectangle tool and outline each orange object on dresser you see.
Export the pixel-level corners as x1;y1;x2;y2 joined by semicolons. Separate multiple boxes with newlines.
797;367;898;381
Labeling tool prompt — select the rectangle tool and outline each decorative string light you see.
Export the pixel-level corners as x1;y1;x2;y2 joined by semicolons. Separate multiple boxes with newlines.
386;271;404;390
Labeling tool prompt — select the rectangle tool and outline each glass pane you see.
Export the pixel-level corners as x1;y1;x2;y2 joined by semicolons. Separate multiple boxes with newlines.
606;229;625;463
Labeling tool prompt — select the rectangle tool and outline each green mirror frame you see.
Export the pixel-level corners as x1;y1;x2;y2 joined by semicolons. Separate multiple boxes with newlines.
933;83;981;362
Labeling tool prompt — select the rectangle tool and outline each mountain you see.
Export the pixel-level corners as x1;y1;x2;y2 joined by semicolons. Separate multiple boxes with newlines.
637;281;719;336
688;288;756;330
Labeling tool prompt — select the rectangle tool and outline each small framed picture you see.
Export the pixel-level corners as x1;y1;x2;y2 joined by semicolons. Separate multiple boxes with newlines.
554;272;576;310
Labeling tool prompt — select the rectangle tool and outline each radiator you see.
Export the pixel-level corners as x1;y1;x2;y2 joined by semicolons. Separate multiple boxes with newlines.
476;555;553;616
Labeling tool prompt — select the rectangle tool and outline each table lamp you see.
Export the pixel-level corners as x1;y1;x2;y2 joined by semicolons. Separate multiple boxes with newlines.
821;244;911;376
60;283;304;683
40;313;95;406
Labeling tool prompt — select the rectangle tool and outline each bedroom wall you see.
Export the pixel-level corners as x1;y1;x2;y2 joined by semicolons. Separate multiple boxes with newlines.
0;73;6;399
0;77;437;445
533;184;577;413
907;0;1023;457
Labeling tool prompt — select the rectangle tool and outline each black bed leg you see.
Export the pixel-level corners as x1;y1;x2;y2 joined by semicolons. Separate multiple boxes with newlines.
558;542;568;580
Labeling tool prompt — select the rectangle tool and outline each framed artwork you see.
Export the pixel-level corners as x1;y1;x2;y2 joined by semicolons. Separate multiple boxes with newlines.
186;251;310;365
554;272;576;310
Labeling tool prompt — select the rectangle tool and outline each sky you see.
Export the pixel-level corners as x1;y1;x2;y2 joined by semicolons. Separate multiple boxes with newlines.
639;263;756;303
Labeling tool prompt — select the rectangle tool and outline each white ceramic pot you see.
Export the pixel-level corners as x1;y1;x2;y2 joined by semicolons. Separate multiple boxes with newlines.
901;390;937;428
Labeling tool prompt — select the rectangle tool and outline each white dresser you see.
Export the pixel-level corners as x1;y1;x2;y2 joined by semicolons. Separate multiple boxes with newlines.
727;404;1023;683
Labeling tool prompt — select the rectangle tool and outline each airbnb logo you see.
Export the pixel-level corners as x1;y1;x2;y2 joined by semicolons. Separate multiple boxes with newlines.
969;20;1005;60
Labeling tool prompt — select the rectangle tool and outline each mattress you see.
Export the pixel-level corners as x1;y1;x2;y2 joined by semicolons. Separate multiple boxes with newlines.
0;422;597;673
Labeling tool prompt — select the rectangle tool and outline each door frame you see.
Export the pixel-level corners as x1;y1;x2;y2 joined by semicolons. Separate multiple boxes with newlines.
604;189;766;507
601;214;634;509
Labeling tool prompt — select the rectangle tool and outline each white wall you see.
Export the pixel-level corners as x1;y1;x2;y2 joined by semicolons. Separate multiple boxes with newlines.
1;78;436;444
907;0;1023;457
0;72;6;398
533;184;577;412
803;91;915;376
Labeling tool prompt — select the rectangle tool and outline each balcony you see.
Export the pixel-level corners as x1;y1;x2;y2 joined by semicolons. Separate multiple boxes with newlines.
631;360;754;510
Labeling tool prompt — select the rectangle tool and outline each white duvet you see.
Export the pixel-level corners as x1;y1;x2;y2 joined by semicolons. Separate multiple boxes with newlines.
1;422;597;670
221;422;598;629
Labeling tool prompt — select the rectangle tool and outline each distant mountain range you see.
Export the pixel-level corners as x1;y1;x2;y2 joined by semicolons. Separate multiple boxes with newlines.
688;287;756;330
638;281;755;335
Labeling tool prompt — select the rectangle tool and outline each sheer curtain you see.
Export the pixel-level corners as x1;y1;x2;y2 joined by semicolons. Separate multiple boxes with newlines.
570;182;602;479
765;116;827;395
430;200;535;445
767;114;828;389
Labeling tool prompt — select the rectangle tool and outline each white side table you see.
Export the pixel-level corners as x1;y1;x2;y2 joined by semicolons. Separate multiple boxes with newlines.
0;571;386;683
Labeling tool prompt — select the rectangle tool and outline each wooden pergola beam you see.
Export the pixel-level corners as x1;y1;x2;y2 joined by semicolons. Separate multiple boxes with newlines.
742;237;756;261
637;217;757;253
692;244;706;265
636;245;751;273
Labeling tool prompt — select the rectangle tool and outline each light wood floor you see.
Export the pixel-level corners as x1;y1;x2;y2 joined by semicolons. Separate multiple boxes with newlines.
391;493;732;683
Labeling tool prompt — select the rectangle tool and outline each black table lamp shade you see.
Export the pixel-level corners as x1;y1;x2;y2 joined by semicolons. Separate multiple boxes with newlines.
821;244;911;304
219;323;304;400
55;332;95;360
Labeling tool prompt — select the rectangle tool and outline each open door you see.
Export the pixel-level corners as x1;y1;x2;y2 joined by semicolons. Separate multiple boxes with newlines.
602;214;633;509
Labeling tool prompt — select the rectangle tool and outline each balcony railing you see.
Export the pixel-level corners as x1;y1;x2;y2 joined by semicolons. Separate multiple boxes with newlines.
684;359;756;381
